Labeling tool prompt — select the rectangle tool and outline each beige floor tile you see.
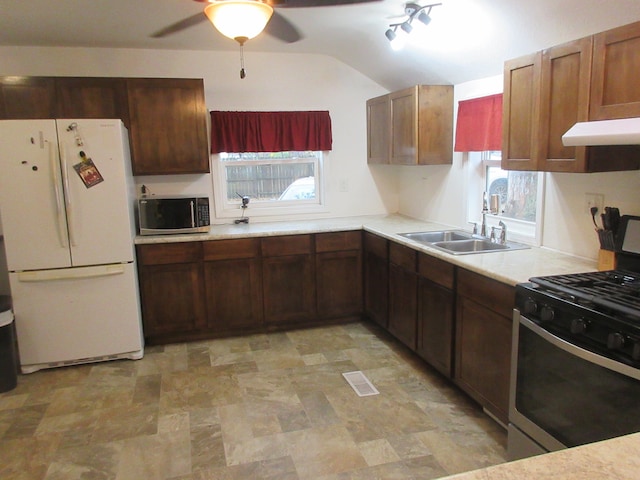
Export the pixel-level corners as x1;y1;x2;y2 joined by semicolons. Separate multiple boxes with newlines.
0;321;507;479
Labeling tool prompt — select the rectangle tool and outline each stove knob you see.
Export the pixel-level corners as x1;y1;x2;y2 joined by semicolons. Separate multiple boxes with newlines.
540;305;555;322
523;298;538;315
570;318;588;335
607;332;626;350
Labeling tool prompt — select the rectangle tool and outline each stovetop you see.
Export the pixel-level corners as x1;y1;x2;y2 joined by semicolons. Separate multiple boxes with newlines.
528;270;640;320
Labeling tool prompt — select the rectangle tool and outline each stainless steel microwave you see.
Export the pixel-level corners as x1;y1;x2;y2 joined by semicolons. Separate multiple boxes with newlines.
138;196;210;235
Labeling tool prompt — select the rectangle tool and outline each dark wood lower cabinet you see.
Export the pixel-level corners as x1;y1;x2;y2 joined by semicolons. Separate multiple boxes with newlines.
136;243;206;340
203;238;263;334
388;243;418;350
416;252;455;377
316;231;362;319
455;268;514;425
363;232;389;328
262;235;316;327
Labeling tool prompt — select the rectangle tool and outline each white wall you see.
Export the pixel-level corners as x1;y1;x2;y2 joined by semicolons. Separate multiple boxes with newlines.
395;74;640;261
0;46;398;223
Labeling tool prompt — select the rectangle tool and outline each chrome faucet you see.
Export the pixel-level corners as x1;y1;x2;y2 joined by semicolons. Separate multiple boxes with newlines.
481;192;489;237
499;220;507;244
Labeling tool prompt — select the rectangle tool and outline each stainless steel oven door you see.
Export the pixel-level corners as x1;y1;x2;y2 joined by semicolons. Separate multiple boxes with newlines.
508;309;640;460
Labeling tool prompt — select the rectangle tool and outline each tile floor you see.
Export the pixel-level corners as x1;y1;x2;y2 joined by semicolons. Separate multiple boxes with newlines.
0;322;507;480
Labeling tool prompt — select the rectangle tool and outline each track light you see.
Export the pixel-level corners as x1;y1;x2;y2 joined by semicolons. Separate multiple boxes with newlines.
385;2;441;50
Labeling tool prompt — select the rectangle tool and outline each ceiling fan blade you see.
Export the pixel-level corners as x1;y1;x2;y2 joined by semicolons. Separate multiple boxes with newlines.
265;11;303;43
151;12;207;38
269;0;381;6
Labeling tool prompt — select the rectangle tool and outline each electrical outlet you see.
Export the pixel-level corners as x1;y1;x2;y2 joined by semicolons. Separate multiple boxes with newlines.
338;178;349;192
585;193;604;215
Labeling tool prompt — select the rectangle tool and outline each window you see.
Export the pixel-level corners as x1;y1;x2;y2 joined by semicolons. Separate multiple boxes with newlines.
467;151;544;244
212;150;327;219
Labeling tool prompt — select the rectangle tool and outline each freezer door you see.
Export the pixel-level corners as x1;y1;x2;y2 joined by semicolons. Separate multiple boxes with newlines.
56;119;136;266
0;120;72;271
10;263;144;370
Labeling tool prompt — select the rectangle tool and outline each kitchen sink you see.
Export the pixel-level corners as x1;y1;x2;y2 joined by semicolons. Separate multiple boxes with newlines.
399;230;473;243
399;230;529;255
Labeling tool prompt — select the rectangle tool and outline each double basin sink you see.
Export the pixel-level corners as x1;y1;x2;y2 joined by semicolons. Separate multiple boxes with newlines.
399;230;529;255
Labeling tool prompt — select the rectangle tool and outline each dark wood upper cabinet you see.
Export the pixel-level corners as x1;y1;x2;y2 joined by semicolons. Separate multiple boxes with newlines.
590;20;640;120
0;77;56;119
55;77;130;125
503;20;640;173
126;78;210;176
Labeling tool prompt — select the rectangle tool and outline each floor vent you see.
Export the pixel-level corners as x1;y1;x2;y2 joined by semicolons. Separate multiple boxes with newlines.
342;371;379;397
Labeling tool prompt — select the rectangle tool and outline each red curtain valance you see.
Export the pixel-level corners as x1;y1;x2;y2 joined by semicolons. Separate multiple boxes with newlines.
210;110;333;153
454;94;503;152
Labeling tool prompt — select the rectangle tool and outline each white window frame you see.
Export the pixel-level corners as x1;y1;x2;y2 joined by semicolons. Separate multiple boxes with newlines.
211;151;329;220
466;151;545;246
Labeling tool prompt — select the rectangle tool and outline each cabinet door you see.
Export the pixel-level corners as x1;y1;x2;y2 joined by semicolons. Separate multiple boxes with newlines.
263;254;315;326
416;253;455;377
316;250;362;318
363;232;388;328
389;86;418;165
126;78;209;175
537;38;592;172
0;77;56;119
591;20;640;120
502;53;541;171
455;296;511;424
138;262;206;337
262;235;315;326
136;243;206;340
416;85;453;165
204;258;263;333
455;268;514;424
388;243;418;350
366;94;390;164
55;77;130;125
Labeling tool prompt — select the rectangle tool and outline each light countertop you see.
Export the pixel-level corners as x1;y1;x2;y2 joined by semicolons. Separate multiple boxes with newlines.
135;214;597;286
439;432;640;480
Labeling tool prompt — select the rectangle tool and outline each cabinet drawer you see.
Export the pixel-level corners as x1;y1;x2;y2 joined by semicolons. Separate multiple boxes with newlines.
315;231;362;253
389;242;417;271
364;232;388;259
203;238;260;261
262;235;312;257
137;242;202;265
418;252;454;289
457;268;514;318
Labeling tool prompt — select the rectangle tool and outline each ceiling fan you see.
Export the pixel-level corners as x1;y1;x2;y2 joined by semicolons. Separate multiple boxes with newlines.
151;0;382;44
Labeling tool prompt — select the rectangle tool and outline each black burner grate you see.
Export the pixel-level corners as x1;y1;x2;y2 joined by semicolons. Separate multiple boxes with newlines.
529;270;640;319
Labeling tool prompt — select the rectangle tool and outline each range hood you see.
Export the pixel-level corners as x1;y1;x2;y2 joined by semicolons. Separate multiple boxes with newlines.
562;117;640;146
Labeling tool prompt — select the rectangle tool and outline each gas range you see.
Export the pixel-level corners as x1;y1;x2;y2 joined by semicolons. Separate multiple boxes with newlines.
515;215;640;368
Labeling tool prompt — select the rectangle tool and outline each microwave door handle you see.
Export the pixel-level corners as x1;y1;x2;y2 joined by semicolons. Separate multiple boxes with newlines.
50;140;68;248
190;200;195;228
60;143;77;246
520;316;640;380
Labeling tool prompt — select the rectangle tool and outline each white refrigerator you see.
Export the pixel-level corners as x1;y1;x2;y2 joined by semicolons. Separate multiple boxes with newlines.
0;119;144;373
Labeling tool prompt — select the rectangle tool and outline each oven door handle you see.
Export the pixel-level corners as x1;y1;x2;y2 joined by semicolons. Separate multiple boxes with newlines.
521;316;640;380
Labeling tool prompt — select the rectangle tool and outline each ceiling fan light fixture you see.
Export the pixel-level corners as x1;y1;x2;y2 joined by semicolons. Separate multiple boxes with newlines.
400;21;413;34
385;28;397;42
204;0;274;44
416;10;431;27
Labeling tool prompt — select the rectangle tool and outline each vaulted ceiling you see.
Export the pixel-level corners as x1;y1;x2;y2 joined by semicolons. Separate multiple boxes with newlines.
2;0;640;91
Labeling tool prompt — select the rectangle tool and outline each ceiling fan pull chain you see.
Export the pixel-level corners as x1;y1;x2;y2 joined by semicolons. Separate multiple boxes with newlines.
239;44;246;79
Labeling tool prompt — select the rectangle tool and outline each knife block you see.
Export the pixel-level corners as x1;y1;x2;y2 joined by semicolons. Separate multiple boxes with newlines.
598;249;617;271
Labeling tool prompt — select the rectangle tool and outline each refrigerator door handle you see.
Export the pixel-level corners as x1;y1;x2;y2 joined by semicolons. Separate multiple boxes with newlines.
17;264;126;282
60;143;77;246
49;140;68;248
